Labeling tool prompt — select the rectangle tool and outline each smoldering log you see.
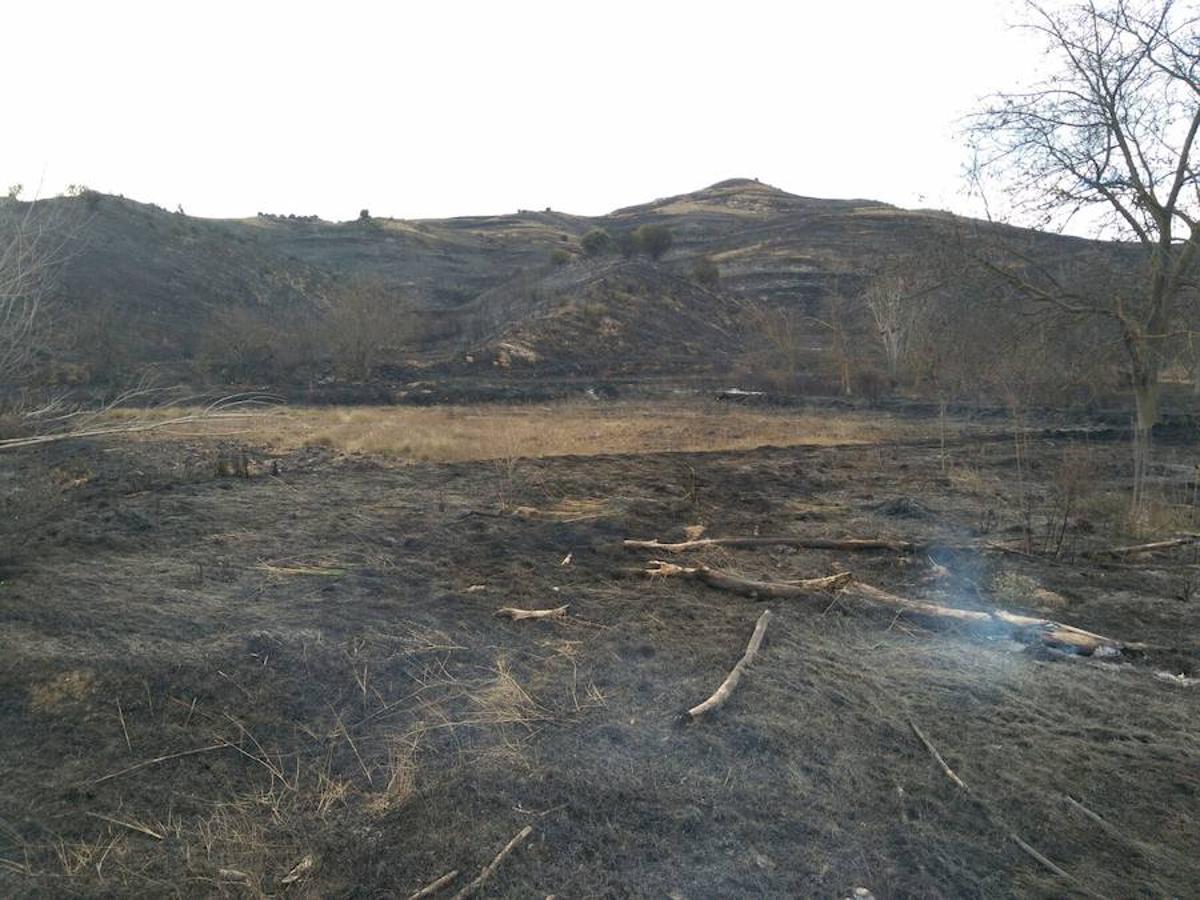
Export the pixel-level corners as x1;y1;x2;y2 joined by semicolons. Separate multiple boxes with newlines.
645;561;1128;655
847;583;1127;654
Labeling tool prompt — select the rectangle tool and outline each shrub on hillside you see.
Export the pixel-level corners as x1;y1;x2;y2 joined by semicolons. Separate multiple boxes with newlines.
692;256;720;287
854;368;889;403
616;231;638;258
633;224;672;260
581;228;616;257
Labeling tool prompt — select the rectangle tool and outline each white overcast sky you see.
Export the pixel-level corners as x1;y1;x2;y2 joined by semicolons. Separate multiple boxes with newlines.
3;0;1051;222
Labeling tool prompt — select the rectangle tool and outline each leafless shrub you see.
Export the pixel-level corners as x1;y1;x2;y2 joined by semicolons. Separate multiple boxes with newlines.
326;278;419;381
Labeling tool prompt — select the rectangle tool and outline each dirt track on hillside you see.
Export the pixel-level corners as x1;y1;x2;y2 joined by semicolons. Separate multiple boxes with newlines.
2;427;1198;898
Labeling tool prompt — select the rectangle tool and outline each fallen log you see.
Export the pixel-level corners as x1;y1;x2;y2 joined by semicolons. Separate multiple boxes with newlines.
1081;536;1199;558
451;825;533;900
688;609;773;719
494;605;568;621
626;536;918;554
645;561;1127;655
645;561;852;598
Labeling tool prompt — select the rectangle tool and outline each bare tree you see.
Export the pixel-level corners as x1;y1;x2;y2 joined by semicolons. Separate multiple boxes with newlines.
807;284;864;396
738;302;813;391
966;0;1199;511
861;260;945;386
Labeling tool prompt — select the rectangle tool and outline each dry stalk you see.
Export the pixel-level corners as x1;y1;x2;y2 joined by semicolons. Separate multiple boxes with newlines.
115;698;132;753
84;811;163;841
87;742;230;785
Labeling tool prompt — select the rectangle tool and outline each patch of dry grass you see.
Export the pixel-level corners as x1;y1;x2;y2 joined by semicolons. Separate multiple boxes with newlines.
29;670;95;712
110;400;923;462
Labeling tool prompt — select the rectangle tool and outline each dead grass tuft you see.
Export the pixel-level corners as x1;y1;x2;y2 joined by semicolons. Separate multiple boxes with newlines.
512;497;610;522
472;659;548;730
256;558;348;578
364;735;420;816
29;670;95;712
991;571;1042;607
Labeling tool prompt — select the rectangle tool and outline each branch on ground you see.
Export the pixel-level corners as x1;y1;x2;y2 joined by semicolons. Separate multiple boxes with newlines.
688;609;773;719
625;536;918;554
1082;536;1200;558
450;825;533;900
494;605;569;621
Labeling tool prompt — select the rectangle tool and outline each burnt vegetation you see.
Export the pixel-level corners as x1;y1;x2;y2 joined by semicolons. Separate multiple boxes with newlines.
1;2;1199;897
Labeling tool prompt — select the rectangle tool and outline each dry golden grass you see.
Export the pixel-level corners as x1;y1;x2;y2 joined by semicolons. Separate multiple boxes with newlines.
29;670;95;712
654;200;765;218
110;399;923;463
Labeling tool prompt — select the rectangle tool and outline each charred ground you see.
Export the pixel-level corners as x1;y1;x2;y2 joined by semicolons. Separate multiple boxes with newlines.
1;405;1197;898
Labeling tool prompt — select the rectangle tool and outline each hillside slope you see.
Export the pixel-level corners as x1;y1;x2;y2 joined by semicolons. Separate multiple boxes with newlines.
7;180;1102;384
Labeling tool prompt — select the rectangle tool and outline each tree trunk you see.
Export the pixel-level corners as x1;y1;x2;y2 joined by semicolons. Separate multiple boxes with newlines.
1130;358;1160;519
833;327;852;396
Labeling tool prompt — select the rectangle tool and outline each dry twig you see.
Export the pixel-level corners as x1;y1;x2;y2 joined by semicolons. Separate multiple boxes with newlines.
409;869;460;899
451;825;533;900
908;719;967;790
494;605;569;621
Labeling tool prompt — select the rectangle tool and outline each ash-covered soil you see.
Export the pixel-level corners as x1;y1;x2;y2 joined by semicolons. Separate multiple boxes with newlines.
1;426;1198;898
